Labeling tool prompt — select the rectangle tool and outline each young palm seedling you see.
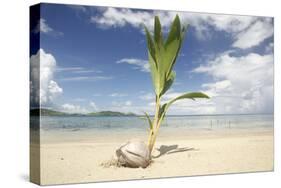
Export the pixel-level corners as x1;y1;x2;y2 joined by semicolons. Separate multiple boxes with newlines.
116;15;209;168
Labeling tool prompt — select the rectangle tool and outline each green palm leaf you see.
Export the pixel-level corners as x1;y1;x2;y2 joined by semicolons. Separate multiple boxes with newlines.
144;26;157;68
144;15;188;97
160;92;210;119
154;16;163;49
142;15;210;153
160;71;176;96
144;112;153;130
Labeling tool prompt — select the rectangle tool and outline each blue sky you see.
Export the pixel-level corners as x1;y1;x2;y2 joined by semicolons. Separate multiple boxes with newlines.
30;3;274;115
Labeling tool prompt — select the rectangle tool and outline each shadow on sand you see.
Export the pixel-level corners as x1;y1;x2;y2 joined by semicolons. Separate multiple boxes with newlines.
153;145;198;158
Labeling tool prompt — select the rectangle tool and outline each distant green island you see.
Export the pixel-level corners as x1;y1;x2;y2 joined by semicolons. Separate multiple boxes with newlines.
30;108;137;117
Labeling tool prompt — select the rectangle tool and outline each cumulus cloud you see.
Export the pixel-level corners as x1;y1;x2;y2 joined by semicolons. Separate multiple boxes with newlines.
116;58;149;72
106;100;154;114
61;103;89;114
232;18;274;49
58;101;98;114
33;18;63;36
206;15;255;32
136;50;273;115
30;49;63;107
139;93;154;101
33;18;53;33
91;8;155;29
87;7;274;115
112;100;133;107
125;101;132;106
91;8;273;48
193;52;273;114
89;101;98;111
90;8;207;39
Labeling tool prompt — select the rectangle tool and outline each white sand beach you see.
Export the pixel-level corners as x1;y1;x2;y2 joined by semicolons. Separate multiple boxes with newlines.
33;128;273;185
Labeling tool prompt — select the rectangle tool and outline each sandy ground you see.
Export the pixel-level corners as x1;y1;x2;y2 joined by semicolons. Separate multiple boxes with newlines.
34;128;273;185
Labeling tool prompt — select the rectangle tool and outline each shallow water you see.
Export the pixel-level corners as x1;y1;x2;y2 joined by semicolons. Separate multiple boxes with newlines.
37;114;273;133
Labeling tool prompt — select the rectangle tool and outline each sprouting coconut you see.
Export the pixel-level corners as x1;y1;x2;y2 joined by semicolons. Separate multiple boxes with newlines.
116;141;150;168
116;15;209;168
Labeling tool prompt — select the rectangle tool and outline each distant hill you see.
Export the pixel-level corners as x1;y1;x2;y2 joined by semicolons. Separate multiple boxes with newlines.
88;111;137;117
30;108;137;117
30;108;68;116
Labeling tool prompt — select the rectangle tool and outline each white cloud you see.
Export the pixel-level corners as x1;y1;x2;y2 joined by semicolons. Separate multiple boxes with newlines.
90;8;212;39
193;52;273;114
109;93;128;97
56;67;83;72
139;93;154;100
61;103;89;114
91;8;205;39
207;15;255;33
60;76;112;81
57;66;108;81
202;80;232;97
56;66;102;73
106;100;134;113
112;100;133;107
59;101;98;114
30;49;63;107
91;7;155;29
47;80;63;101
232;18;274;49
91;8;273;48
116;58;149;72
125;101;132;106
89;101;98;111
33;18;53;33
106;101;154;114
33;18;63;36
114;50;274;115
73;70;102;74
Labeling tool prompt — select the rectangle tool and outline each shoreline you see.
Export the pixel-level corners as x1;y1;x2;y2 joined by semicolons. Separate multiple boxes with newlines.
39;127;273;144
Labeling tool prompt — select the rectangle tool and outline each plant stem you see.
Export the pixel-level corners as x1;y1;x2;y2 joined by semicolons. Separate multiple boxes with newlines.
148;112;164;153
148;96;161;153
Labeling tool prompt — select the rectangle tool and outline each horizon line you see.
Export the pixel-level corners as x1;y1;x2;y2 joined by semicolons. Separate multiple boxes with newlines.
30;108;273;117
